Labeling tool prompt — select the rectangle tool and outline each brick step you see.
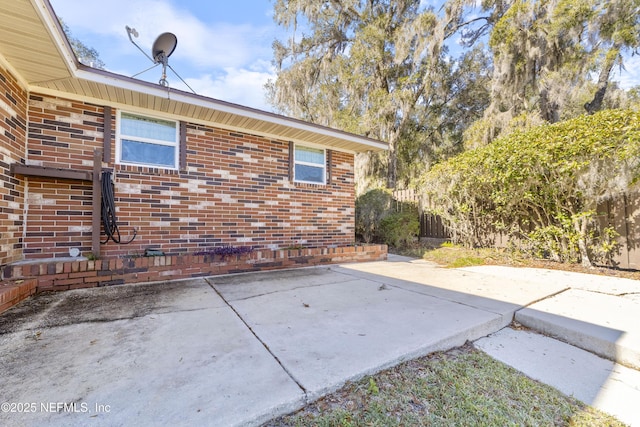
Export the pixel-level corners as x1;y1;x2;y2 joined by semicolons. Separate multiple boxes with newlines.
0;278;37;314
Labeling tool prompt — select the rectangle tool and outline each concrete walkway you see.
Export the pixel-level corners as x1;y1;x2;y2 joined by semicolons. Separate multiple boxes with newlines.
0;256;638;426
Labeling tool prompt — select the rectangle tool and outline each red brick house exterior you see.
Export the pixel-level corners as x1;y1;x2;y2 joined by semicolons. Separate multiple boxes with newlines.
0;0;387;304
16;91;364;260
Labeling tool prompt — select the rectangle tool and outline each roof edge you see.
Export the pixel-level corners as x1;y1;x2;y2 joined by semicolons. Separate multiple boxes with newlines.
32;0;78;76
74;65;388;152
32;0;388;153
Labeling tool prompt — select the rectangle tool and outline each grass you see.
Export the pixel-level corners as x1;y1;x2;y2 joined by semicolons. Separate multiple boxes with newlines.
421;245;514;268
396;241;640;281
266;345;625;426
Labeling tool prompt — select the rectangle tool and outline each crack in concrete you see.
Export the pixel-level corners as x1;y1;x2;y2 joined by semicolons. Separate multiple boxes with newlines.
204;277;309;397
213;276;357;303
520;287;572;308
582;289;640;298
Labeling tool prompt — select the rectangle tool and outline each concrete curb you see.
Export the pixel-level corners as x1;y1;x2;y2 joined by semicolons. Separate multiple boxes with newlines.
515;289;640;370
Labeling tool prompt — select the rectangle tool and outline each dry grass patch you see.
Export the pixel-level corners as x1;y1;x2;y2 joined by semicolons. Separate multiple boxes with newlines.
266;345;624;426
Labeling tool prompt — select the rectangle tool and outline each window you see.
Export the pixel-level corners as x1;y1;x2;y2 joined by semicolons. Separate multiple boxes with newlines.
294;144;326;184
117;112;179;169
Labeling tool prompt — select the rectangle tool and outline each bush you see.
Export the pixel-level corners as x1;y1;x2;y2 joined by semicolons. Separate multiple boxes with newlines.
356;188;393;243
421;109;640;267
379;209;420;248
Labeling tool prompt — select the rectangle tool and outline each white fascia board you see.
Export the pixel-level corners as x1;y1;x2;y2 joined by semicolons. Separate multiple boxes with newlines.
32;0;79;76
73;69;388;153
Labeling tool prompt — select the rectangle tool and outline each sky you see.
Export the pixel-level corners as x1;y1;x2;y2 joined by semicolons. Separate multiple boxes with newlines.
49;0;285;111
50;0;638;113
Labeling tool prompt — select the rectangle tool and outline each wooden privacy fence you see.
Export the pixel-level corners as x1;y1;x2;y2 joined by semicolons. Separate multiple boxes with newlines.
420;213;449;239
394;189;640;270
392;190;450;239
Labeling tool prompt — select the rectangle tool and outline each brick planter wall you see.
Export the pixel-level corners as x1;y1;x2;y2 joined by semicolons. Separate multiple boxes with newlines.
0;278;37;314
1;245;387;294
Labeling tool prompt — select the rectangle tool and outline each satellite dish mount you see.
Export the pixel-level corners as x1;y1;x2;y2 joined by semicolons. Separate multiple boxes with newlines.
152;32;177;87
125;26;195;93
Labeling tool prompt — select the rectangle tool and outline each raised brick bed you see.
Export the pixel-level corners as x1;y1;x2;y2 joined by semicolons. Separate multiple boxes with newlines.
1;245;387;298
0;278;37;315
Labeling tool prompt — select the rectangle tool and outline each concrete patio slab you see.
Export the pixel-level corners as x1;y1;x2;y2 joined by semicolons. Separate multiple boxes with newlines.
0;279;304;427
210;267;354;302
476;328;640;426
462;265;640;297
333;260;569;327
210;272;503;400
0;278;226;334
1;258;638;426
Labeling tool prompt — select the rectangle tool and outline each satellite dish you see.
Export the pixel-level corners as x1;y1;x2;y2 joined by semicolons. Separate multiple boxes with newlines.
151;32;177;64
125;26;195;93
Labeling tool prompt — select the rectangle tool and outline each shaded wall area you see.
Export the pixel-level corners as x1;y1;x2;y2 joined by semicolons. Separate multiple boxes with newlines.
0;65;27;265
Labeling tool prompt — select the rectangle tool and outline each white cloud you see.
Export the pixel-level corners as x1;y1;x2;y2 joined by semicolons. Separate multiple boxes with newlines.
50;0;281;110
50;0;275;71
182;65;276;111
616;55;640;89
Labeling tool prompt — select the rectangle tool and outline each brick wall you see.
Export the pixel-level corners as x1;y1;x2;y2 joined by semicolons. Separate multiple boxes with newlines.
23;95;104;258
1;245;387;293
0;65;27;265
23;93;357;259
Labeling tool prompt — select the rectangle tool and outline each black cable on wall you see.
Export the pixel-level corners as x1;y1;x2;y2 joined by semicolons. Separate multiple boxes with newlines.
101;170;137;244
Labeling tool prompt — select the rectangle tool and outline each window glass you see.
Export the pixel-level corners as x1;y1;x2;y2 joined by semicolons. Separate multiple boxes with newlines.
118;112;178;168
295;164;324;183
294;145;325;184
121;139;176;167
295;145;324;165
121;113;176;142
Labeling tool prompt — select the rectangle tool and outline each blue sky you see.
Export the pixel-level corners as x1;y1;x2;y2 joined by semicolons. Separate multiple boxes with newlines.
50;0;638;113
50;0;284;111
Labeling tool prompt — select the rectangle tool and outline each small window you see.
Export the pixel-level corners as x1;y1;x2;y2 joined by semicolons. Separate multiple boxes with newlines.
294;144;326;184
117;112;179;169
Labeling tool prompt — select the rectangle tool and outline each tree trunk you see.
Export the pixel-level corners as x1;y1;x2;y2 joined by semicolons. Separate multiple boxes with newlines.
386;136;397;189
584;45;620;115
539;88;559;123
575;216;593;268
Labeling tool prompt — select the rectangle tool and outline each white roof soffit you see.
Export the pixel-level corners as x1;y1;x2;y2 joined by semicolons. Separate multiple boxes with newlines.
76;67;388;152
25;0;388;153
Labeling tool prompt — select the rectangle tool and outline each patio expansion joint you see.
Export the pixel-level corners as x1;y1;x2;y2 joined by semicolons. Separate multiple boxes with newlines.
203;277;309;397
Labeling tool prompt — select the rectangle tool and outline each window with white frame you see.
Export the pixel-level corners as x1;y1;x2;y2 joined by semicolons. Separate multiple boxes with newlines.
117;111;179;169
294;144;326;184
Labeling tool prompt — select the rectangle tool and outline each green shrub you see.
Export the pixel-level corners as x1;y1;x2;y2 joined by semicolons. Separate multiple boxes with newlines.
379;210;420;248
356;188;393;243
421;109;640;267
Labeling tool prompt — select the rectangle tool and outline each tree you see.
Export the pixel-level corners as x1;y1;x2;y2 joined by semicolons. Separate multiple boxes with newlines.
59;19;105;69
267;0;488;189
584;0;640;114
466;0;640;144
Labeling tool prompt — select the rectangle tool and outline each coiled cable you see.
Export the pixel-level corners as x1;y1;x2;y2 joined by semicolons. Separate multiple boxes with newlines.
101;170;137;244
